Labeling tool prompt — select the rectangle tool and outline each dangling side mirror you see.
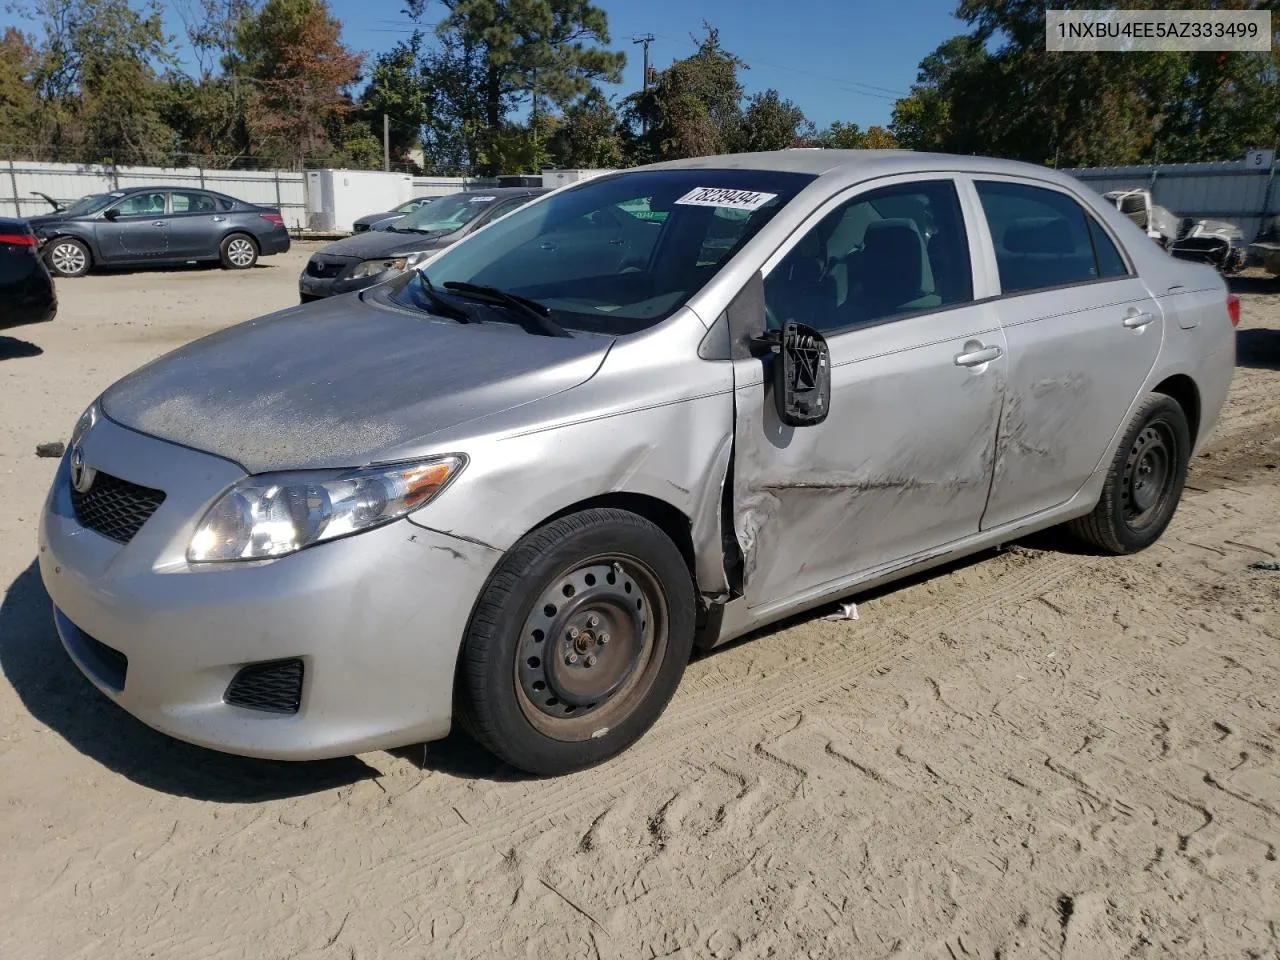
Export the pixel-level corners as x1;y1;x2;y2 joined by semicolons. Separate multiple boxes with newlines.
751;321;831;427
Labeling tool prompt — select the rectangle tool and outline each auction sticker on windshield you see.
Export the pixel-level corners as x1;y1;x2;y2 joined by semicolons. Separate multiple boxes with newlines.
469;196;496;203
674;187;778;211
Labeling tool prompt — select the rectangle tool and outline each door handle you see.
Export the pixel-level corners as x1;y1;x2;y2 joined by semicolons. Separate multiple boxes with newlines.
539;242;557;251
1123;311;1155;329
151;220;166;226
954;344;1002;367
212;216;226;223
609;237;624;245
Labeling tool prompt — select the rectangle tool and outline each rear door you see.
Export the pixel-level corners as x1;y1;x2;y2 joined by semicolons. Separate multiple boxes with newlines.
730;176;1006;611
967;176;1163;530
166;191;223;259
98;191;169;261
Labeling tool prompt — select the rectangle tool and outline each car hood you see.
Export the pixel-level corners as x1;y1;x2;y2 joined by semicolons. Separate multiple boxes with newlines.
27;213;82;231
316;228;453;260
100;294;612;474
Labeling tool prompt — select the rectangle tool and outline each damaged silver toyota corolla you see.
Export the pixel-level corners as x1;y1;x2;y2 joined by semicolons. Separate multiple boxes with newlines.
39;151;1236;775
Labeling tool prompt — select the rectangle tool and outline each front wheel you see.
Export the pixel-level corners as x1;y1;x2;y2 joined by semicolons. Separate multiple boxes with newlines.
1069;392;1191;554
219;233;258;269
45;237;91;277
457;508;696;775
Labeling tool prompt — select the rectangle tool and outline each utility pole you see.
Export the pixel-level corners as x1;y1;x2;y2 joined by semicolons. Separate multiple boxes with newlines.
633;34;655;134
383;113;391;171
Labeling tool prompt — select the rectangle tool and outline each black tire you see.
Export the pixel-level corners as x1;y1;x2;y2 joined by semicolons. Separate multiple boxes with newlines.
457;508;696;776
219;233;258;270
44;237;91;277
1069;392;1191;554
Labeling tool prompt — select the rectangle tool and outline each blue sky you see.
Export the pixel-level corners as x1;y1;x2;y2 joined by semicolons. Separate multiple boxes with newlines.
5;0;969;129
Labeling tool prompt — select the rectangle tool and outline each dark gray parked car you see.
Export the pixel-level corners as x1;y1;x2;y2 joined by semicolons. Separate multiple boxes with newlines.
29;186;291;278
299;187;546;301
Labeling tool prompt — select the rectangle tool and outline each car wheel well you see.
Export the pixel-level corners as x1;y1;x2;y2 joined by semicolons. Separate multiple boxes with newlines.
1153;374;1201;446
537;493;697;584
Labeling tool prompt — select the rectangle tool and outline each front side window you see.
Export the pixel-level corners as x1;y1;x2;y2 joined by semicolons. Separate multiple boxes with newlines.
113;192;166;218
764;179;974;333
170;192;217;214
392;169;815;334
976;180;1126;294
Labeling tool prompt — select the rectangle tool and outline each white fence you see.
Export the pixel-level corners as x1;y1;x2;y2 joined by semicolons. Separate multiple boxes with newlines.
1064;160;1279;241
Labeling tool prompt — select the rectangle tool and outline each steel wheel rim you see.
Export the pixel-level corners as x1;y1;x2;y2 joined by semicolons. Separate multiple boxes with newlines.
52;242;86;274
227;238;255;266
514;554;669;742
1122;419;1176;529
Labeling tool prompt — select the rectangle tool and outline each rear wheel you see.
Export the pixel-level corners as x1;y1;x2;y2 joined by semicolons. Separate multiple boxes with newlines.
1069;392;1190;554
45;238;91;277
457;508;696;775
219;233;258;270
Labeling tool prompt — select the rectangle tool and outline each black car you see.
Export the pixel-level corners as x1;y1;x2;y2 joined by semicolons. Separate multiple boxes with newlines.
29;186;292;278
300;188;547;301
1;218;57;331
351;196;437;233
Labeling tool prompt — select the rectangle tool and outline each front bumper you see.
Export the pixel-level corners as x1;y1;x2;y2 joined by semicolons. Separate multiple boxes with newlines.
37;415;502;760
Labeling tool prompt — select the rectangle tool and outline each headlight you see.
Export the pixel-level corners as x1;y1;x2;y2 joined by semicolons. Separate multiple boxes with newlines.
187;455;465;562
404;249;435;270
70;402;98;447
350;257;408;278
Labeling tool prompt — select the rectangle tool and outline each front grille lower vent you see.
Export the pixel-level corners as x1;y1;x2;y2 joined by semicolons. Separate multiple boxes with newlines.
70;472;166;545
224;659;304;715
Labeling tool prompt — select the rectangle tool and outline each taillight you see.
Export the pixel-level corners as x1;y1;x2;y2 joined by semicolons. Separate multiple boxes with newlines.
1227;293;1241;327
259;213;285;226
0;233;37;253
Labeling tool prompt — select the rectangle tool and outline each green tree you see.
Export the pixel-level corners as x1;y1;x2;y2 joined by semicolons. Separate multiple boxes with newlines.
736;89;807;152
22;0;178;164
546;88;624;168
625;24;745;162
0;29;42;156
421;0;624;174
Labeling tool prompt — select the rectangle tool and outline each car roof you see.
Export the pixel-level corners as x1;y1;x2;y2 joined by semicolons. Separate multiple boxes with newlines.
635;149;1087;191
458;186;549;198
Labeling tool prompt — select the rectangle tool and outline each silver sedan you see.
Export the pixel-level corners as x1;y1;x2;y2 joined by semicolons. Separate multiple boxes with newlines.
38;151;1236;775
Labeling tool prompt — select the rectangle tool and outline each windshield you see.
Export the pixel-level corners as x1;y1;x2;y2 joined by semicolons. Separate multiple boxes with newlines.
63;193;118;216
395;192;497;233
392;169;815;334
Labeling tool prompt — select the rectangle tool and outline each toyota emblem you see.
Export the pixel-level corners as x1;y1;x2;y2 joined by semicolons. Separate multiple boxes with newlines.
69;446;96;494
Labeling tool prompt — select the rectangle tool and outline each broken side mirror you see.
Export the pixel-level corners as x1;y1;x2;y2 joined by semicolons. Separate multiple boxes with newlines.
102;207;120;221
751;321;831;426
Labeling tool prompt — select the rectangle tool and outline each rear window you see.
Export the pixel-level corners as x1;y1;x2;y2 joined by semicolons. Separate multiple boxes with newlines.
976;181;1128;294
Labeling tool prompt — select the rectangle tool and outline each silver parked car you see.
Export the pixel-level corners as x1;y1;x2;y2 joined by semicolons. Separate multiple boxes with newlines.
39;151;1236;775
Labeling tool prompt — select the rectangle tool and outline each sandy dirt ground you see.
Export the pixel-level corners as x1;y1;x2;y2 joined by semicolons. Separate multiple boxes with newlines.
1;248;1278;960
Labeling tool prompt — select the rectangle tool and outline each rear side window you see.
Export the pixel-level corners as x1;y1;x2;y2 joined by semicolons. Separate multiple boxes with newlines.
976;181;1126;294
170;192;218;214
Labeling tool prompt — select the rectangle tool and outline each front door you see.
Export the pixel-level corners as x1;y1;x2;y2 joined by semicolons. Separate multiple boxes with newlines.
730;177;1006;611
99;191;169;261
969;177;1164;530
165;191;222;259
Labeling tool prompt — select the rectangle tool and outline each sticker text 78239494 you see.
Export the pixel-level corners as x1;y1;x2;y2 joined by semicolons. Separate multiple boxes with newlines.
673;187;779;211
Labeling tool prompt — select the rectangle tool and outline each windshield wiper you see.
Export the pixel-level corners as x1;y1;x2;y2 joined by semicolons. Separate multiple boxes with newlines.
443;282;570;338
419;275;471;323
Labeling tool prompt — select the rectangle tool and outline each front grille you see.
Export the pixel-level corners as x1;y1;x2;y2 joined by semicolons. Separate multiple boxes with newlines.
306;257;348;279
225;659;304;715
70;472;166;545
